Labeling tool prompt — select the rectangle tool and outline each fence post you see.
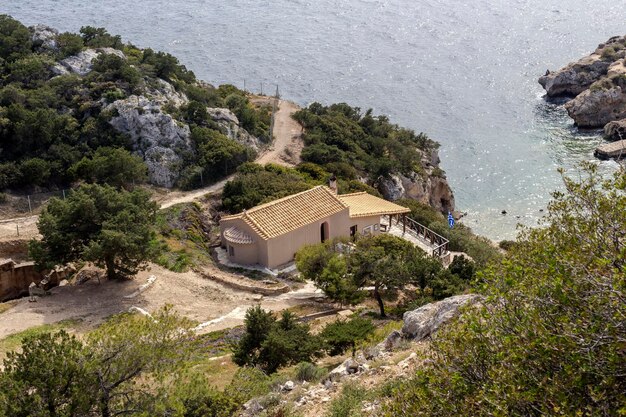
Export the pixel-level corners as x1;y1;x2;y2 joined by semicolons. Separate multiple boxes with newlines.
27;195;32;213
62;189;66;199
16;223;19;237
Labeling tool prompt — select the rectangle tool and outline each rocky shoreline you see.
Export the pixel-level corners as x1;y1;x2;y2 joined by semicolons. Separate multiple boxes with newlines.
539;35;626;141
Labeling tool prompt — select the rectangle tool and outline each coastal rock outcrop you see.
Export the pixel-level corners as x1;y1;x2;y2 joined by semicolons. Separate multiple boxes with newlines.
539;54;611;97
29;24;59;51
53;48;127;76
377;169;455;214
540;35;626;132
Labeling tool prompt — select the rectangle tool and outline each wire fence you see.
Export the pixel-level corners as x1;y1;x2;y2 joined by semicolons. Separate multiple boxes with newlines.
0;189;74;239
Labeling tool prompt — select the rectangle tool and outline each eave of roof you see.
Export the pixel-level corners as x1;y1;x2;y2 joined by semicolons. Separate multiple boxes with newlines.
338;192;411;218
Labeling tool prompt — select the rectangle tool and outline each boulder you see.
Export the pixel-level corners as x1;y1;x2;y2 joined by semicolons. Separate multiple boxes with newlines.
604;118;626;140
402;294;482;340
30;24;59;51
379;330;402;351
107;95;192;187
565;84;626;128
281;380;295;392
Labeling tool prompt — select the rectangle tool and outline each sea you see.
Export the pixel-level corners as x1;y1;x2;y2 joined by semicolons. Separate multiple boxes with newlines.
3;0;626;240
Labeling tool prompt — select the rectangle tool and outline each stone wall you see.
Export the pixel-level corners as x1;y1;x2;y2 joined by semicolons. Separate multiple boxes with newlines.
0;260;69;301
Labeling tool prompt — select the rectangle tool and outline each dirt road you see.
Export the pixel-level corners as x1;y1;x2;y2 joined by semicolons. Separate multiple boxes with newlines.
0;264;323;342
256;100;303;167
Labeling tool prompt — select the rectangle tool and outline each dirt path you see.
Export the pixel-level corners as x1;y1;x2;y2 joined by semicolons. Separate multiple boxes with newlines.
256;99;303;167
0;264;323;341
156;99;303;209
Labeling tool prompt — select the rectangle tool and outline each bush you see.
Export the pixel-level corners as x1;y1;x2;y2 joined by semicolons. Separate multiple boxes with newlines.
293;362;328;383
320;317;375;356
57;32;84;58
70;147;147;188
327;383;367;417
232;308;323;374
224;367;271;405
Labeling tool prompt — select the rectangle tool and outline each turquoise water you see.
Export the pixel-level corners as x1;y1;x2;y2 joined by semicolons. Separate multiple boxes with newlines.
3;0;625;239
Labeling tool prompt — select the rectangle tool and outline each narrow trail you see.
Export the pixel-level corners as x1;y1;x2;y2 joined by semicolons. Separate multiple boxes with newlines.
256;99;303;167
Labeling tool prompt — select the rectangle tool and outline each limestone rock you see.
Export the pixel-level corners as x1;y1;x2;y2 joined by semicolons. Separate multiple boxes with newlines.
57;48;126;76
281;380;295;392
604;118;626;140
378;329;402;352
107;95;192;187
147;79;189;107
402;294;482;340
30;24;59;51
377;175;405;201
207;107;263;151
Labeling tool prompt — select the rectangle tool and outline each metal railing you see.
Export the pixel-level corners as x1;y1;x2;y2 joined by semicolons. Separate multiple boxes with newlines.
402;216;450;258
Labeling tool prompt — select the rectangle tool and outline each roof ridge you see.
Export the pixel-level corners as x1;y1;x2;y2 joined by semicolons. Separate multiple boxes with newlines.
246;185;326;214
338;191;368;197
243;213;269;240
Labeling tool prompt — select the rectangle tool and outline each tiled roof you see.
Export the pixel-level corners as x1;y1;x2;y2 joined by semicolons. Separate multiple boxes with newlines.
221;186;348;240
223;226;254;244
338;192;411;218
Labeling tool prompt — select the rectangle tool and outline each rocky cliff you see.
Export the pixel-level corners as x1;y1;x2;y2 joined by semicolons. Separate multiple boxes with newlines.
539;35;626;136
376;149;455;214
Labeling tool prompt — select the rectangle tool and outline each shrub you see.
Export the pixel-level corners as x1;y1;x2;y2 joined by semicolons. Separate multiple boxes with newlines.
232;308;323;374
57;32;84;58
320;317;375;356
327;383;367;417
293;362;328;383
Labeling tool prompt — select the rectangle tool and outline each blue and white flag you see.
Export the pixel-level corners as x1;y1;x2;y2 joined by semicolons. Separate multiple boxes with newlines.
448;212;455;229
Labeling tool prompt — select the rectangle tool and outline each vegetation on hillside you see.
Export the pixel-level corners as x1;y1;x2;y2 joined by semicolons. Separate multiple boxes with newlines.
222;162;380;213
382;163;626;416
296;234;475;317
293;102;438;181
0;15;266;191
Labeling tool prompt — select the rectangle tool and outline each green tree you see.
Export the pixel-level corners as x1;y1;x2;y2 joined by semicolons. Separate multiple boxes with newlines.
232;308;322;374
296;242;364;307
0;331;93;417
57;32;84;58
383;164;626;416
70;147;147;188
29;184;158;280
350;234;421;317
191;127;252;180
0;15;32;62
232;305;275;368
320;317;375;356
86;307;196;417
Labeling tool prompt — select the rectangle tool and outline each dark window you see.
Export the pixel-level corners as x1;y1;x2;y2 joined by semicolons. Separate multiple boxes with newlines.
229;245;235;256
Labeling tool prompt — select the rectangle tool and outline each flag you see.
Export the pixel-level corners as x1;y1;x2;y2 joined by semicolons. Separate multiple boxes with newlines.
448;212;455;229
